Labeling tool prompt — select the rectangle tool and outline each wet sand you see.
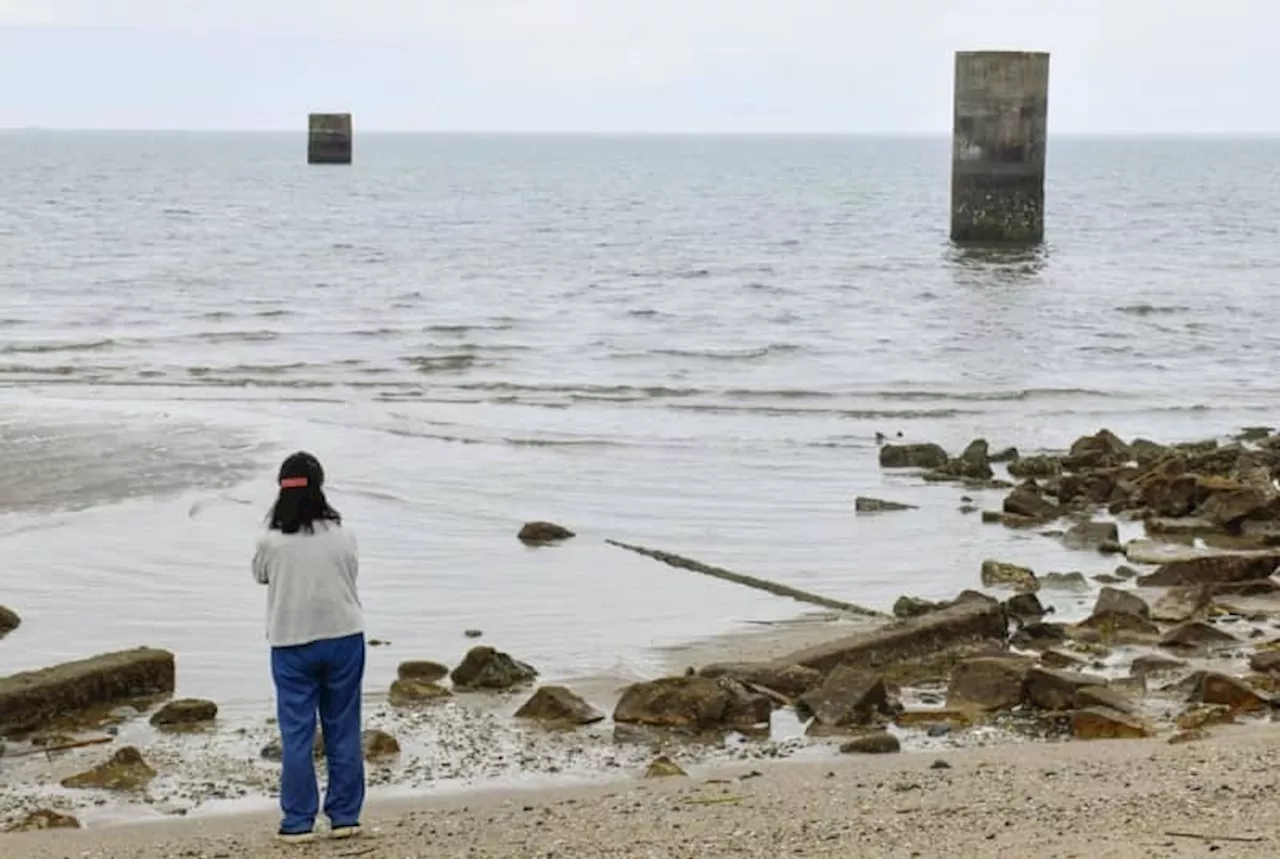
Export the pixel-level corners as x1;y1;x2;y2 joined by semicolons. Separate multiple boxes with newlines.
6;724;1279;858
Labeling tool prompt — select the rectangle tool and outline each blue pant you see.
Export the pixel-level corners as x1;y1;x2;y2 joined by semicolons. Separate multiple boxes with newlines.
270;632;366;834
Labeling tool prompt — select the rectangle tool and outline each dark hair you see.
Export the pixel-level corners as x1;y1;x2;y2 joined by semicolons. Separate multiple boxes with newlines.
267;451;342;535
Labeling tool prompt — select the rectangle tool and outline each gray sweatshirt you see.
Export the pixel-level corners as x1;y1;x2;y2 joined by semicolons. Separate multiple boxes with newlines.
252;522;364;648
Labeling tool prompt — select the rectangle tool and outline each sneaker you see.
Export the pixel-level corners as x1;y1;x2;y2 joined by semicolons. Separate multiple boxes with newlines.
275;829;317;845
330;824;363;840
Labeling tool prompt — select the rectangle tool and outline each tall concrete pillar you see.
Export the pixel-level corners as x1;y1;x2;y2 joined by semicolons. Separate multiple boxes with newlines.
307;113;353;165
950;51;1049;244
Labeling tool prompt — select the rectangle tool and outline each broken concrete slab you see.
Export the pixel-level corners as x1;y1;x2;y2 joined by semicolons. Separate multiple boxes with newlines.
0;648;175;735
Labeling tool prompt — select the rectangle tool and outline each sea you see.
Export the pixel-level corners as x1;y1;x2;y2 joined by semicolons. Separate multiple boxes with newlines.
2;131;1279;718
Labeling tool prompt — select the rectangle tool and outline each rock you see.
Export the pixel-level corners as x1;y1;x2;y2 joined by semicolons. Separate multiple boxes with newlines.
1062;521;1121;551
947;439;994;480
0;605;20;637
1070;707;1151;740
1093;574;1125;585
1137;552;1280;587
1150;588;1208;624
1130;438;1170;466
1057;471;1123;507
1160;622;1239;651
796;667;896;727
1039;649;1086;670
1248;649;1280;674
1025;667;1109;711
1124;539;1204;565
1011;622;1068;650
1168;728;1209;745
1176;705;1235;731
362;729;401;761
644;755;686;778
450;646;538;690
6;809;81;832
839;732;901;754
946;657;1031;711
464;629;483;638
397;660;449;683
698;662;822;697
149;698;217;727
388;679;453;706
892;595;950;619
1131;654;1187;677
1183;671;1270;712
613;676;771;732
1073;611;1161;644
777;600;1009;676
1093;587;1151;620
1003;485;1060;521
1004;592;1046;621
517;521;575;544
1074;685;1138;715
1195;485;1275;528
514;686;605;727
0;648;175;735
1008;455;1062;479
855;496;918;513
895;709;979;730
1064;429;1131;471
1040;572;1089;592
61;747;156;791
954;589;999;606
990;447;1019;463
879;443;949;469
1145;517;1217;536
981;560;1039;592
1113;565;1140;580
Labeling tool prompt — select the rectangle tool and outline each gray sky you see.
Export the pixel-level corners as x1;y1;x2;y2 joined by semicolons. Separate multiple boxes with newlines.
1;0;1275;133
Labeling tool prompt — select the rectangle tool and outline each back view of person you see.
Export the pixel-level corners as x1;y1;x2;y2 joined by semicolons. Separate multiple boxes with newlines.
252;451;365;843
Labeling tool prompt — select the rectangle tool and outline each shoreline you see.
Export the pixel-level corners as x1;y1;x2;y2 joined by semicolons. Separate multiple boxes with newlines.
6;724;1280;857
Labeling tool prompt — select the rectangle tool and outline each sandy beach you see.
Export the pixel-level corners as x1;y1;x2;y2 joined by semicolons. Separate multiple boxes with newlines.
4;723;1279;858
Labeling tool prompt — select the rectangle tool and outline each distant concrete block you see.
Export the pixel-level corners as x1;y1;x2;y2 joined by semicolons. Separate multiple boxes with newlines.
951;51;1050;244
308;112;353;165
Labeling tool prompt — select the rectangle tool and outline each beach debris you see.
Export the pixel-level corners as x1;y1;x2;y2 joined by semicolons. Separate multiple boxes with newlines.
1165;830;1266;844
644;755;686;778
0;647;175;735
1069;706;1151;740
878;443;948;469
514;686;605;727
5;735;114;758
854;496;917;513
946;656;1032;712
698;662;822;698
150;698;217;728
388;679;454;707
0;605;20;637
605;539;887;618
5;809;81;832
61;746;156;791
450;646;538;691
796;668;897;728
397;660;449;683
517;521;576;545
614;676;771;732
980;560;1039;592
839;732;901;754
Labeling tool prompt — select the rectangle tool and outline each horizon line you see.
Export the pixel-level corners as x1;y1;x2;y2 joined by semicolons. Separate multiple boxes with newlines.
3;127;1280;138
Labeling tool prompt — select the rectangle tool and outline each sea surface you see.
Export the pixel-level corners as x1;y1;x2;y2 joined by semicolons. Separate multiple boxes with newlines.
2;131;1279;716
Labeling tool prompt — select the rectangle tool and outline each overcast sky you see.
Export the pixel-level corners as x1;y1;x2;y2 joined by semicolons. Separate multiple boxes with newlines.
0;1;1274;133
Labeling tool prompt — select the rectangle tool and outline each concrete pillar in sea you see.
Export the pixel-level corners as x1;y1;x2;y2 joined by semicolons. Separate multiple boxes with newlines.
307;113;353;165
950;51;1049;244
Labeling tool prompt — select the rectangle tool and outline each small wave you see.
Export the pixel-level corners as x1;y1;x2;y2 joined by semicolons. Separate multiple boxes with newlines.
724;388;836;400
669;404;967;419
0;364;78;376
198;311;236;321
193;330;280;343
877;387;1117;403
422;322;516;334
502;436;631;448
404;354;478;373
351;328;408;337
637;344;800;361
456;381;703;399
1;338;115;354
162;207;196;216
254;309;293;318
0;318;27;327
1115;304;1191;316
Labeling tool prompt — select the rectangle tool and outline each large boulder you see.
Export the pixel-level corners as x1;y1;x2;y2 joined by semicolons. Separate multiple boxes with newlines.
0;605;20;637
1073;611;1160;644
450;647;538;690
773;600;1008;676
879;443;949;469
1025;667;1109;711
1150;588;1208;624
397;660;449;683
0;648;175;735
61;747;156;792
796;667;897;728
1195;485;1275;528
1003;593;1047;621
1181;671;1270;713
514;686;605;727
1093;587;1150;620
1248;649;1280;674
946;657;1031;711
1063;429;1131;471
1160;622;1239;651
1137;553;1280;587
149;698;217;728
613;677;772;732
698;662;822;697
517;521;575;545
981;560;1039;592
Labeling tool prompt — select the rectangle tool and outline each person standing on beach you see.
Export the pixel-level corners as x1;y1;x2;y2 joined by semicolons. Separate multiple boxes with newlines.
252;452;366;844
